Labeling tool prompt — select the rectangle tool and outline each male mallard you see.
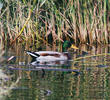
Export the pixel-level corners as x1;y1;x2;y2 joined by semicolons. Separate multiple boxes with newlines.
26;41;78;62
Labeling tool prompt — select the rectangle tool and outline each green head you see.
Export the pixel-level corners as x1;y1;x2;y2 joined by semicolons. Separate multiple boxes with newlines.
63;41;71;52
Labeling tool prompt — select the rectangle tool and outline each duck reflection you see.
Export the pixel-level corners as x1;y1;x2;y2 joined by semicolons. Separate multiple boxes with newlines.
30;59;70;66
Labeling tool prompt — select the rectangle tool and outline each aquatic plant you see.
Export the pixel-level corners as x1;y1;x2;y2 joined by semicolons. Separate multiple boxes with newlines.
0;0;109;46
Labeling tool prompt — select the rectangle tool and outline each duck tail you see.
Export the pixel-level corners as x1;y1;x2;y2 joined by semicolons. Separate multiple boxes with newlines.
25;50;40;60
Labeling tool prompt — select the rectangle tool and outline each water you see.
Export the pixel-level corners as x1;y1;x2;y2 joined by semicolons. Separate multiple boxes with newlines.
0;44;110;100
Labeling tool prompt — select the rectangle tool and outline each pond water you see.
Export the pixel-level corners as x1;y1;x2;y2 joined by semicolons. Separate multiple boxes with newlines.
0;43;110;100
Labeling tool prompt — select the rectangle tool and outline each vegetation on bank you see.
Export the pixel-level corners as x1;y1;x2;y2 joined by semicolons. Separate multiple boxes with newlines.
0;0;110;46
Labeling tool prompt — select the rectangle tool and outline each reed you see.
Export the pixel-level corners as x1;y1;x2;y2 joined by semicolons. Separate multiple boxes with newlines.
0;0;109;46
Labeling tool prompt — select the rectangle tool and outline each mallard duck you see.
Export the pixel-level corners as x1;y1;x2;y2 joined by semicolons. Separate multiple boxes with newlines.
26;41;78;62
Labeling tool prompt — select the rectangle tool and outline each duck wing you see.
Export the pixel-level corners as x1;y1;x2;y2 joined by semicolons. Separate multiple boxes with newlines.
35;51;61;57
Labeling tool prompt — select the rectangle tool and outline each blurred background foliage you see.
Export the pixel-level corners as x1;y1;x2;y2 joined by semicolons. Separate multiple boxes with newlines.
0;0;110;46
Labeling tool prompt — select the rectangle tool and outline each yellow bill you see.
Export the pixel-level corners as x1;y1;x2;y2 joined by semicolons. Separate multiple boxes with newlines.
71;44;79;49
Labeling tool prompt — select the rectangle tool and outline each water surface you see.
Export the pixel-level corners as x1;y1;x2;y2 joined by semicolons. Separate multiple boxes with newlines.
0;44;110;100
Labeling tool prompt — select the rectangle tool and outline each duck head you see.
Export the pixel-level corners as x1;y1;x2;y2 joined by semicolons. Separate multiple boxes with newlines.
63;41;78;52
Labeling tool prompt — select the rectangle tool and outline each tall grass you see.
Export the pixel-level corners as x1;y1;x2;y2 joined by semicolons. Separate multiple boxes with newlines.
0;0;109;46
